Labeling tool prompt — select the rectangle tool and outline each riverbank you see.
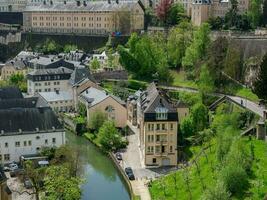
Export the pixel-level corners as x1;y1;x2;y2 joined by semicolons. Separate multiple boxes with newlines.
83;132;143;200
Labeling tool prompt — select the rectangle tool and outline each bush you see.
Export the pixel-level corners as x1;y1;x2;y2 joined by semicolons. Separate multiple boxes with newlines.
128;80;147;90
201;181;231;200
219;164;248;195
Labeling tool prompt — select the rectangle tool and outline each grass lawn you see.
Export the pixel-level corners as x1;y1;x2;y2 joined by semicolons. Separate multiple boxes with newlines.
149;137;267;200
170;70;198;89
84;132;101;147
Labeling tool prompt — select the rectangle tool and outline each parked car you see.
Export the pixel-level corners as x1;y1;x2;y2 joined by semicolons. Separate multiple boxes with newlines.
125;167;135;180
24;178;33;189
3;163;18;172
115;153;122;161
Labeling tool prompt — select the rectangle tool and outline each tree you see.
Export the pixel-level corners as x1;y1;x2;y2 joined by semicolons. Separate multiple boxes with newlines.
248;0;263;28
9;73;27;92
78;102;87;117
24;161;46;200
97;121;123;151
253;53;267;99
63;44;78;53
88;110;107;131
42;38;60;54
44;166;81;200
201;181;231;200
180;116;195;139
208;17;224;30
191;103;209;132
166;3;187;25
155;0;173;25
224;0;239;28
198;64;215;99
223;46;242;80
182;23;210;71
167;21;193;68
263;0;267;26
90;58;101;71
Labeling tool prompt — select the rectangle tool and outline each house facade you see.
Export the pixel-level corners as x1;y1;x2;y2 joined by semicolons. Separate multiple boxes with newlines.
27;67;73;95
1;61;26;81
79;87;127;128
128;82;179;167
23;0;145;35
0;87;65;163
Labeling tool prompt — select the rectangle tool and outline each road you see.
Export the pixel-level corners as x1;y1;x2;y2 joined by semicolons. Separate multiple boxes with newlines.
161;85;266;118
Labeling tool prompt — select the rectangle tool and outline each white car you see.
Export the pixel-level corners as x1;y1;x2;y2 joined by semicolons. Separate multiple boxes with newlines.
9;163;18;171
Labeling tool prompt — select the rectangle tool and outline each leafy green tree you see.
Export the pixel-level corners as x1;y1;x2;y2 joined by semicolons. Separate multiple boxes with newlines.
44;166;81;200
253;53;267;99
42;38;60;54
97;121;123;151
167;21;193;68
166;3;187;25
191;103;209;132
182;23;210;71
263;0;267;25
248;0;263;28
24;160;46;200
219;164;248;195
90;58;101;71
201;181;231;200
223;46;242;80
88;110;107;131
63;44;78;53
198;64;215;99
180;116;195;138
9;73;27;92
224;0;239;28
78;102;87;117
208;17;224;30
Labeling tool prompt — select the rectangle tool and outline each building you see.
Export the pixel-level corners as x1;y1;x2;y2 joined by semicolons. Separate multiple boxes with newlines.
0;169;12;200
79;87;127;128
175;0;249;26
1;60;27;81
38;90;74;112
128;82;179;167
0;87;65;163
0;0;27;12
23;0;145;35
27;67;73;95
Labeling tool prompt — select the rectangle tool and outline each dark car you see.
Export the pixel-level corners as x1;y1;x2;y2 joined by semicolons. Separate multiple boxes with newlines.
125;167;135;180
115;153;122;161
24;178;33;189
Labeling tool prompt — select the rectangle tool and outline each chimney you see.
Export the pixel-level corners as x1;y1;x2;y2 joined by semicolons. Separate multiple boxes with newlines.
19;129;22;133
83;1;87;6
52;126;55;131
77;0;81;6
36;128;39;132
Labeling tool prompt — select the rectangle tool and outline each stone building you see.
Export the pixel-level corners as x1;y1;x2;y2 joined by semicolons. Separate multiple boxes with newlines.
23;0;145;35
128;82;180;167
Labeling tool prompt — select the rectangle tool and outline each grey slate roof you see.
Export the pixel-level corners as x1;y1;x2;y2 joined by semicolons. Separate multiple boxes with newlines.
140;82;177;113
25;0;141;12
28;67;73;76
28;56;59;67
80;87;125;107
39;91;73;102
69;67;95;86
0;97;48;110
0;107;63;135
0;87;23;100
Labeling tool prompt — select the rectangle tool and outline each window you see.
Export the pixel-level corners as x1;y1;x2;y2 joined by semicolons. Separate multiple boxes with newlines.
156;135;160;142
36;147;40;151
52;138;56;143
45;139;48;144
4;154;10;161
0;155;2;161
5;142;8;147
170;123;173;131
105;105;115;120
147;146;154;153
162;124;166;130
28;140;32;146
15;141;20;147
170;146;173;153
155;146;160;153
148;135;154;142
156;124;160;130
36;136;40;140
152;158;157;163
24;141;27;146
155;106;168;120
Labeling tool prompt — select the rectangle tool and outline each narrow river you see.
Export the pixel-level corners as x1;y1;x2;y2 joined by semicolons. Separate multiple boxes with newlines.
66;132;130;200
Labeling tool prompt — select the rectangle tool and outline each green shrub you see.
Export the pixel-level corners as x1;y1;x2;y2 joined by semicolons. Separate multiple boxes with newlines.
219;164;248;195
201;181;231;200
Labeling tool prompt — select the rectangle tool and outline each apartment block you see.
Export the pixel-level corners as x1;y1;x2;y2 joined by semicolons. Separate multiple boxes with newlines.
23;0;145;35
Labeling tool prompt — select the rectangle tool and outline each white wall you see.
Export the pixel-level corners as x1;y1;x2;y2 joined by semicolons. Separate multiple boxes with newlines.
0;131;65;163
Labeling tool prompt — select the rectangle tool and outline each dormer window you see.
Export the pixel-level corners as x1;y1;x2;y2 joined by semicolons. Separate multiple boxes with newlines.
155;107;168;120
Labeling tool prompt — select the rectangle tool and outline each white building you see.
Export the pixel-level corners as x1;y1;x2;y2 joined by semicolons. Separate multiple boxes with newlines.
0;88;65;163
